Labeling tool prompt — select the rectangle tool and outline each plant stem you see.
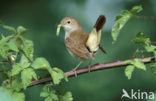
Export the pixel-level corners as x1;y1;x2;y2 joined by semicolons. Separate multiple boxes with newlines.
29;57;154;87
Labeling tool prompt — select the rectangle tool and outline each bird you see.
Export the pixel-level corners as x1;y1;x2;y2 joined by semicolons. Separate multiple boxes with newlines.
60;15;106;75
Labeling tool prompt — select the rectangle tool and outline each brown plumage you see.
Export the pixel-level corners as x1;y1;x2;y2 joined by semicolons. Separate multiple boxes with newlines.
60;15;106;72
65;30;93;60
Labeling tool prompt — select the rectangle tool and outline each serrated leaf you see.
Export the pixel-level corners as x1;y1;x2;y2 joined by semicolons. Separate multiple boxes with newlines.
20;55;29;63
145;45;156;52
0;35;11;59
5;79;23;92
22;39;34;61
0;44;9;59
125;65;135;79
48;67;66;84
17;26;27;35
49;90;59;100
130;5;143;14
11;62;30;76
150;63;156;74
60;92;73;101
32;57;51;70
132;32;150;45
0;35;11;45
112;10;132;42
133;59;146;70
111;5;143;42
21;68;37;89
7;41;19;52
40;86;58;101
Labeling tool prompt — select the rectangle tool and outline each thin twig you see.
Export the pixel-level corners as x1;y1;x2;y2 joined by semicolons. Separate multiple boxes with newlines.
151;42;156;44
29;57;154;87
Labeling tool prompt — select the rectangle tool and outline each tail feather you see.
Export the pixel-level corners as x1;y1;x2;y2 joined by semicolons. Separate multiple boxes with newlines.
94;15;106;32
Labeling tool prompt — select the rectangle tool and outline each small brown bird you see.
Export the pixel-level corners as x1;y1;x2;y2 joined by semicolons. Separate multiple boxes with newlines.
60;15;106;74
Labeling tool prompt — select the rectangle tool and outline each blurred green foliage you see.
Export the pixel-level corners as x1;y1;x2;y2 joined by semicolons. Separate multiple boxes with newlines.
0;0;156;101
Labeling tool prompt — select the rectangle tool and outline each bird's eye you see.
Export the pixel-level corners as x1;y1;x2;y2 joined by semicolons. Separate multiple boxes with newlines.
67;21;71;24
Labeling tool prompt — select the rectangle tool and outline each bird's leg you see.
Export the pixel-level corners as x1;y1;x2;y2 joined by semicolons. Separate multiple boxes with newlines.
88;60;92;72
72;61;83;77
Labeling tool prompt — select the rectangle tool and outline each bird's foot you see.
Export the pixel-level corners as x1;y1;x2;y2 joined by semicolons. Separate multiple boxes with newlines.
88;65;91;73
72;68;78;77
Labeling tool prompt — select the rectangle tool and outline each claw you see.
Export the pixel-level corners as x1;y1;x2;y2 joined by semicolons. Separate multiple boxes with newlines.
72;68;77;77
71;61;83;77
88;65;91;73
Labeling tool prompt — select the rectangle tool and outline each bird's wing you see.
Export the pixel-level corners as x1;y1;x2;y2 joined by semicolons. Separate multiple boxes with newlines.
65;30;93;60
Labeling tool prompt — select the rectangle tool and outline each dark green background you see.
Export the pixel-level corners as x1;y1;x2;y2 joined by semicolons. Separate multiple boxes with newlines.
0;0;156;101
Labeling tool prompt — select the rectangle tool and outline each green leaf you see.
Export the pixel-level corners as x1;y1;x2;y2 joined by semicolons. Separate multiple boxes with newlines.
17;26;27;35
0;35;11;59
20;55;29;63
145;45;156;52
4;79;23;92
11;92;25;101
2;25;16;34
125;65;135;79
11;62;30;76
124;60;133;64
133;59;146;70
32;57;51;70
22;39;34;61
130;5;143;14
40;92;49;97
45;97;52;101
111;5;143;42
49;90;59;100
21;68;37;89
132;32;150;45
112;10;132;42
125;59;146;71
0;35;11;45
0;44;9;59
49;67;67;84
60;92;73;101
150;63;156;74
40;86;58;101
7;41;19;52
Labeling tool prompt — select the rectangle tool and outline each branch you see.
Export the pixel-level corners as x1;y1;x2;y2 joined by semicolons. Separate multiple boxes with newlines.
29;57;154;87
151;42;156;44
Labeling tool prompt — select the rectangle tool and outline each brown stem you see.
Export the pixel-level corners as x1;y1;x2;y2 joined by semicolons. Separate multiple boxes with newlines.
151;42;156;44
29;57;154;87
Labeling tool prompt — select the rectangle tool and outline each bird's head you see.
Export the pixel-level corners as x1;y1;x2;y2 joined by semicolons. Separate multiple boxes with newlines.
60;17;81;33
